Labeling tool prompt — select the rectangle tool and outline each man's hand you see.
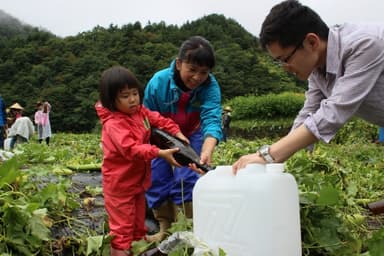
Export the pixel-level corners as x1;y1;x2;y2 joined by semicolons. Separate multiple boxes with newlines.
232;152;265;174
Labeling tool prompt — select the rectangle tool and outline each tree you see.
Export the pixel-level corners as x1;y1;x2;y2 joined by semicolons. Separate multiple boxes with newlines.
0;13;304;132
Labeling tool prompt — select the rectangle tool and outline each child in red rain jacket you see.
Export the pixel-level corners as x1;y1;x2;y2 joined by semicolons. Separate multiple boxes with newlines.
95;66;189;256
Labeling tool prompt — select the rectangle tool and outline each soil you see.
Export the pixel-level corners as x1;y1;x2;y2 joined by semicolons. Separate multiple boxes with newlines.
52;172;158;239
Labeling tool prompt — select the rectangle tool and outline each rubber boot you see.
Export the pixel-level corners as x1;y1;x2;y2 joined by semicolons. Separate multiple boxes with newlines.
146;200;174;243
173;201;193;219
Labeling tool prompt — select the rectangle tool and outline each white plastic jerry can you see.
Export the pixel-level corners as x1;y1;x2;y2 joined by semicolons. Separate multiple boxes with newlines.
193;164;301;256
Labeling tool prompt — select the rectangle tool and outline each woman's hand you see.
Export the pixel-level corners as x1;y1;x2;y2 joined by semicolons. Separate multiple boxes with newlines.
200;136;217;166
188;163;206;175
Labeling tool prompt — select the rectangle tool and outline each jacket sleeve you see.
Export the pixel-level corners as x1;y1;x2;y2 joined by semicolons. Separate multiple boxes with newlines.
144;107;180;135
144;68;172;113
199;74;223;141
105;120;159;161
144;75;163;111
34;111;41;124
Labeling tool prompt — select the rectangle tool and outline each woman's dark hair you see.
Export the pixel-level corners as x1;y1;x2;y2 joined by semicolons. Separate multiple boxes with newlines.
178;36;216;69
99;66;143;111
259;0;329;50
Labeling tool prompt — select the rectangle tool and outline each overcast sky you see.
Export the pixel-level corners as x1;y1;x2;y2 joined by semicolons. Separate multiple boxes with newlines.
1;0;383;38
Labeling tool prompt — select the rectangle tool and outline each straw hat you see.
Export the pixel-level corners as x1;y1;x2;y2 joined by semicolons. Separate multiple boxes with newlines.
9;102;24;110
223;106;232;112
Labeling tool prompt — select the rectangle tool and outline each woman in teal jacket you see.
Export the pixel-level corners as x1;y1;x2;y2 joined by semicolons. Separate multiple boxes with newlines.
144;36;222;242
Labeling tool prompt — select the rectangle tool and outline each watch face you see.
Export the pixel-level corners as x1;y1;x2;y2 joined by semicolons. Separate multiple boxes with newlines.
258;145;274;163
259;145;269;153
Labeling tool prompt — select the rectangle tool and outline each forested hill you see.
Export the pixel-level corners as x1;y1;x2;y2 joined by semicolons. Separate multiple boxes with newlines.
0;9;41;38
0;12;306;132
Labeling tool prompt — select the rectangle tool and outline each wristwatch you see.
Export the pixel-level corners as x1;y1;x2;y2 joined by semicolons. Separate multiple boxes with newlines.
257;145;275;163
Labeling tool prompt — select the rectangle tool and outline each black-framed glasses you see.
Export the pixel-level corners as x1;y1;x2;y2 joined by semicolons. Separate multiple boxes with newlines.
274;42;302;66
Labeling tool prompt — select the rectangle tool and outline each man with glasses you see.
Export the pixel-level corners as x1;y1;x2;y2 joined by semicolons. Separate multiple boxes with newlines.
232;0;384;172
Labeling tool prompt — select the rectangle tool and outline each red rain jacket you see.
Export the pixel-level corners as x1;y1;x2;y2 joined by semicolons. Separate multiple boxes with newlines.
95;102;181;197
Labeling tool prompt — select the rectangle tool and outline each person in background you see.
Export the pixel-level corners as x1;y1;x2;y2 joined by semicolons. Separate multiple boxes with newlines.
95;66;189;256
34;101;52;145
144;36;222;242
0;96;6;149
222;106;232;142
7;116;35;149
5;102;34;149
233;0;384;172
7;102;24;127
378;127;384;144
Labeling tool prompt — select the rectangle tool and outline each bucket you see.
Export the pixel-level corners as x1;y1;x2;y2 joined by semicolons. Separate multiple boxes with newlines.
193;164;301;256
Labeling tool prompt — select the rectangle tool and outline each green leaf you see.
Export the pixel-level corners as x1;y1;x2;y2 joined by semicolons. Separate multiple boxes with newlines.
346;182;358;197
311;217;342;250
367;228;384;256
317;186;339;206
299;191;318;205
218;248;227;256
27;214;50;241
3;204;29;237
43;155;56;163
131;239;152;255
5;238;34;256
86;235;104;256
0;157;22;189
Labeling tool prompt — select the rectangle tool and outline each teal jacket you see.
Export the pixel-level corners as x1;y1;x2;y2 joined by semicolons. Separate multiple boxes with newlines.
144;60;222;141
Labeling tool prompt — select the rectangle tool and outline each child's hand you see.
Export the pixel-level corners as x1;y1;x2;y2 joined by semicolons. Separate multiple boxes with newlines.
158;148;182;167
175;132;189;144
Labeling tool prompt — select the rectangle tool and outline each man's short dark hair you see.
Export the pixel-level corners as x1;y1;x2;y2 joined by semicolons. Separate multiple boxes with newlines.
259;0;329;50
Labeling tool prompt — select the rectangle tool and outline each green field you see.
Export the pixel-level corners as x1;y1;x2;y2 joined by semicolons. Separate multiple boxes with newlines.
0;128;384;255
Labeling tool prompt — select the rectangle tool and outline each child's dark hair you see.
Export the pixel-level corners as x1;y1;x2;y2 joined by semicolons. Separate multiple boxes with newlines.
99;66;143;111
178;36;215;69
